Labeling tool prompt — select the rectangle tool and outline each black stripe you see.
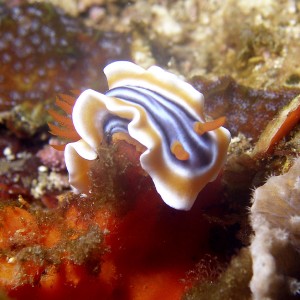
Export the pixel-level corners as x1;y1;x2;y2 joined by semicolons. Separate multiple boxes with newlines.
104;86;215;172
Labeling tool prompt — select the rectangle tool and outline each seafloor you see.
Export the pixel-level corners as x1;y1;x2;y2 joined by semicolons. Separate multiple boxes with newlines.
0;1;299;299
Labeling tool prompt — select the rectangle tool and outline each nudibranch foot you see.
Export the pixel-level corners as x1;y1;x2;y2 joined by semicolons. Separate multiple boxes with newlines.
51;61;231;210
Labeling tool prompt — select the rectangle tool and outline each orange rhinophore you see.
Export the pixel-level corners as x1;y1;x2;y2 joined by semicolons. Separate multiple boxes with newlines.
194;116;226;135
171;141;190;161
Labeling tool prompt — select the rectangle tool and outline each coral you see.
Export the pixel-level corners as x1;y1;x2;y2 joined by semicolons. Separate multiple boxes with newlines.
250;158;300;300
30;168;69;199
36;139;66;171
0;167;242;299
0;2;131;134
4;100;52;137
0;149;40;199
28;0;106;16
190;76;300;140
252;94;300;158
0;138;69;201
0;199;104;294
0;1;132;199
57;0;300;89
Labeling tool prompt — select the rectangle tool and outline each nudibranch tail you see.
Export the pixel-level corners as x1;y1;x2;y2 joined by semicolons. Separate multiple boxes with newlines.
57;61;231;210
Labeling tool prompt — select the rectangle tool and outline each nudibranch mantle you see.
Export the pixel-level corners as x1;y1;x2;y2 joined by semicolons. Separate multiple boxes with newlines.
63;61;231;210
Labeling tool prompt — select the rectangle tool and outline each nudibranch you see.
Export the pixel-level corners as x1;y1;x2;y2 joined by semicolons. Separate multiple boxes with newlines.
50;61;231;210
